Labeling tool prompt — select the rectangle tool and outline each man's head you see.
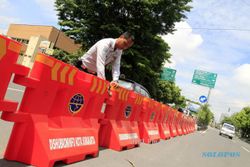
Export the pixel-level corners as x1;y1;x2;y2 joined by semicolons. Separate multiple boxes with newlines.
115;32;134;50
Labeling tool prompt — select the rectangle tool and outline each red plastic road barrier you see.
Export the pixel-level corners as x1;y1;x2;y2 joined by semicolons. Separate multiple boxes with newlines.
175;112;183;136
186;117;195;133
99;86;143;151
181;116;188;135
1;53;109;167
168;107;174;137
193;118;196;132
0;35;29;112
164;105;172;138
169;108;178;137
187;117;192;133
158;104;171;140
186;117;191;133
139;98;161;143
190;117;196;132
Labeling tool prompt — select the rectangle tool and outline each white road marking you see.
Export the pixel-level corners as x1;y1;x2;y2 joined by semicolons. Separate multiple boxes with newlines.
241;146;250;153
7;87;24;93
201;130;207;134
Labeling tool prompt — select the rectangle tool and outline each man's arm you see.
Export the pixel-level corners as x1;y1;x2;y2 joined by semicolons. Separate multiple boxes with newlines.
112;53;122;81
96;45;108;79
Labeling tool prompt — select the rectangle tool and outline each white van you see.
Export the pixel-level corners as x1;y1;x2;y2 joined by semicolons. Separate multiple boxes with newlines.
219;123;235;139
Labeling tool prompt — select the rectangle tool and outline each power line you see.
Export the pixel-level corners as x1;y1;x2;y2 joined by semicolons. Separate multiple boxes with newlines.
242;0;250;6
176;27;250;32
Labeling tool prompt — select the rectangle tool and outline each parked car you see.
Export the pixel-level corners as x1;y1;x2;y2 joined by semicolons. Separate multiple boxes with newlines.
219;123;235;139
197;124;208;131
117;79;150;98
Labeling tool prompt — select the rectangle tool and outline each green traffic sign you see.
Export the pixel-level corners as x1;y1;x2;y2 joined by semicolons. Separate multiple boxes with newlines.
192;70;217;88
161;68;176;82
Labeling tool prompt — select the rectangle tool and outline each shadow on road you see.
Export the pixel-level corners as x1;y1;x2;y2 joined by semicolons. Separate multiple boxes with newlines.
0;146;139;167
239;137;250;145
54;154;99;167
0;159;30;167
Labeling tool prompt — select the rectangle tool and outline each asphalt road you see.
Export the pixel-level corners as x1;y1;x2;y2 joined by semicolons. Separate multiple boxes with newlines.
0;85;249;167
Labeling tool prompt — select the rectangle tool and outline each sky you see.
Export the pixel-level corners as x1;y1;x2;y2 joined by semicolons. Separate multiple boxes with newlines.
1;0;249;122
163;0;250;122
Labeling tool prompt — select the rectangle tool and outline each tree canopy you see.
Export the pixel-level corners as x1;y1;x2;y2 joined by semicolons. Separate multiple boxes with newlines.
197;104;214;127
222;107;250;138
157;80;186;108
55;0;192;106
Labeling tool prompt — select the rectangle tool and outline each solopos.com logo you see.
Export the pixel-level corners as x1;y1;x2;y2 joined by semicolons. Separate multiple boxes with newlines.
124;105;132;118
69;94;84;114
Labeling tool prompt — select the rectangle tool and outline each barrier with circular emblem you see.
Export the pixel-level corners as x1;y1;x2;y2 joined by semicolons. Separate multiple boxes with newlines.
158;104;171;139
2;53;109;167
138;98;161;143
99;86;143;151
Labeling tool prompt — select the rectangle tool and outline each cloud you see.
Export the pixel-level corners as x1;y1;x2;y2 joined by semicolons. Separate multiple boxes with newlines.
233;64;250;88
162;22;203;65
0;0;19;34
35;0;57;20
0;0;58;35
0;29;5;34
35;0;55;11
162;19;250;122
0;0;9;10
189;0;250;42
0;16;20;24
210;64;250;120
0;16;20;34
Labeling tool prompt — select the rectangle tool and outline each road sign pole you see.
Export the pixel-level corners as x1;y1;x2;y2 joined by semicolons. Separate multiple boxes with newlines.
206;88;211;104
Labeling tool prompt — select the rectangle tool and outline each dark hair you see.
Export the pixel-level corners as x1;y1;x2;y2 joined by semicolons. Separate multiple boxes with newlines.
122;32;135;41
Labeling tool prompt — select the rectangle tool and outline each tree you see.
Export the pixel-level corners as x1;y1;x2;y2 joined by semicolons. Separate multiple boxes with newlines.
157;80;186;107
221;116;234;126
222;107;250;138
197;104;214;127
52;49;84;65
55;0;192;99
236;107;250;138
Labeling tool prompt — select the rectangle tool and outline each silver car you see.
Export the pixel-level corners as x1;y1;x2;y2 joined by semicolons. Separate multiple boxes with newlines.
219;123;235;139
118;79;150;97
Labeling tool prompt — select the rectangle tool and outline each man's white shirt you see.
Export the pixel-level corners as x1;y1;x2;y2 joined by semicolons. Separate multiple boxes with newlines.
80;38;122;81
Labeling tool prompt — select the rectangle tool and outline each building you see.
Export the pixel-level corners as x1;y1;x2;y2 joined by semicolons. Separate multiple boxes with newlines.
7;24;81;53
7;24;81;67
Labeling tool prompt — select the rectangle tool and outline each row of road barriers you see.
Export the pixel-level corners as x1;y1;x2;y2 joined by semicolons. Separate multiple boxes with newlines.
0;35;196;167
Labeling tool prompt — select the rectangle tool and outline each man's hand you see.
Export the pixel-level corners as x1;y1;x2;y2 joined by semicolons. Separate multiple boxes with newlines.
108;81;119;96
110;80;119;89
